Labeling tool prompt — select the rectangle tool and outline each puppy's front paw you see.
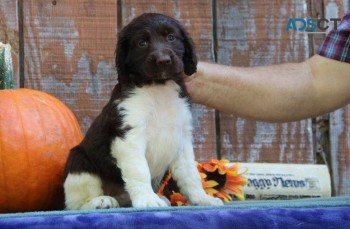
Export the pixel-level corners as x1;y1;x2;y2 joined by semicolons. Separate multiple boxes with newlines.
190;195;224;206
89;196;119;209
132;193;169;208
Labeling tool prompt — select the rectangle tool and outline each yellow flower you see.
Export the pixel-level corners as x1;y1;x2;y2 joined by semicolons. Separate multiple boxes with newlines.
201;173;219;196
199;160;248;202
157;159;248;205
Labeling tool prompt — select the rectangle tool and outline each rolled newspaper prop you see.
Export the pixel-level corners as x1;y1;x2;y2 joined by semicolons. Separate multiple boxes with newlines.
234;163;331;200
0;42;14;89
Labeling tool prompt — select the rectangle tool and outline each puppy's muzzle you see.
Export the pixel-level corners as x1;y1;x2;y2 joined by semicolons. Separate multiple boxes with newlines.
155;52;172;66
144;49;183;80
152;50;174;68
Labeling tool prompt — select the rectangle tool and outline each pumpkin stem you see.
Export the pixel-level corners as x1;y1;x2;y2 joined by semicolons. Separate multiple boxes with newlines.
0;42;14;89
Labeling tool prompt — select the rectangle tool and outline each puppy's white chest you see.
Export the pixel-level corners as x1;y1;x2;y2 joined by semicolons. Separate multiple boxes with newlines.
119;81;192;177
144;83;192;175
145;89;188;140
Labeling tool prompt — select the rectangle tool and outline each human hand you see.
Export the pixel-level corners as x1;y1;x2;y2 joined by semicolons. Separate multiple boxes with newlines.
183;62;202;96
183;72;195;95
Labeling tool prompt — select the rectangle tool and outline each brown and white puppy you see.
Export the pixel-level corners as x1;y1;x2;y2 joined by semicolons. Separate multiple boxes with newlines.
63;13;223;209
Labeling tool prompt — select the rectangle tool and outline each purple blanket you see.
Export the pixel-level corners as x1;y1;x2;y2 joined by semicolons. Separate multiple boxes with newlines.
0;197;349;228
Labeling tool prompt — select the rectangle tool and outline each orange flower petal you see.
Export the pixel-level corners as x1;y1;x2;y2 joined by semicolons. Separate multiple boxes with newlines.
215;191;232;202
224;186;246;200
157;172;172;196
218;166;227;175
203;180;219;188
226;177;248;186
207;187;220;195
202;163;218;172
232;190;245;201
227;162;240;171
170;192;189;206
200;172;207;179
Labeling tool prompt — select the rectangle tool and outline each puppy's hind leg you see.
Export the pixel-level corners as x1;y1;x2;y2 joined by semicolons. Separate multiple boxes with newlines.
64;173;119;210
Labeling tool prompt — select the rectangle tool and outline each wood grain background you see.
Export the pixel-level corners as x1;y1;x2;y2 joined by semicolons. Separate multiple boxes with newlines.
216;1;313;164
0;0;349;196
324;0;350;197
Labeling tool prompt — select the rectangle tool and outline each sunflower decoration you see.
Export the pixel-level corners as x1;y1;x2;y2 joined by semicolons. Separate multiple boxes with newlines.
157;159;248;206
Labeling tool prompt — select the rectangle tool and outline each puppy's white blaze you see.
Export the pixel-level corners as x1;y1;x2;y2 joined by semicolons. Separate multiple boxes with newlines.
64;173;104;210
111;81;193;204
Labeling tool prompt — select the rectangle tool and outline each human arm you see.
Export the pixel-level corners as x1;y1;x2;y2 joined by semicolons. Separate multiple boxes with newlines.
185;55;350;122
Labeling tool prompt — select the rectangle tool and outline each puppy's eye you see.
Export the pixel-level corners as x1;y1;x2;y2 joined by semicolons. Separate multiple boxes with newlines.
166;34;176;42
138;40;148;48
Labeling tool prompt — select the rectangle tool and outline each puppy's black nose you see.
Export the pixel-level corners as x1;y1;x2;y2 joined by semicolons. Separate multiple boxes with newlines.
156;55;172;66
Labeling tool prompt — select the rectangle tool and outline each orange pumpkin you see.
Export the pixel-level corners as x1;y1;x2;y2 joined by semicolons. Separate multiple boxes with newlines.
0;89;83;213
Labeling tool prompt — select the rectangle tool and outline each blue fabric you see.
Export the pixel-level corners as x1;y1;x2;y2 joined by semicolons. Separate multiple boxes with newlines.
0;197;349;229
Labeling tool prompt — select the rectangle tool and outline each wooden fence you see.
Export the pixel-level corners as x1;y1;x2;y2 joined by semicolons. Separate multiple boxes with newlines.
0;0;349;196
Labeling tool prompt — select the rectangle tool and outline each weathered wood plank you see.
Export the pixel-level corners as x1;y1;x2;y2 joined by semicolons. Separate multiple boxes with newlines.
22;0;118;133
309;0;325;54
216;0;314;163
323;0;348;22
121;0;217;161
325;0;350;196
309;0;329;167
0;0;20;87
330;107;350;196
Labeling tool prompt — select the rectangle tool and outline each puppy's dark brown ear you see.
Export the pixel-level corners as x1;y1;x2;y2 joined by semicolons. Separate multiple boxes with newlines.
115;32;129;82
180;25;198;76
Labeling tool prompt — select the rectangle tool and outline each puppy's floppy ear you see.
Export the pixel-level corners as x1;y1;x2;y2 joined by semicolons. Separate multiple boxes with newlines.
115;31;129;82
179;25;198;76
